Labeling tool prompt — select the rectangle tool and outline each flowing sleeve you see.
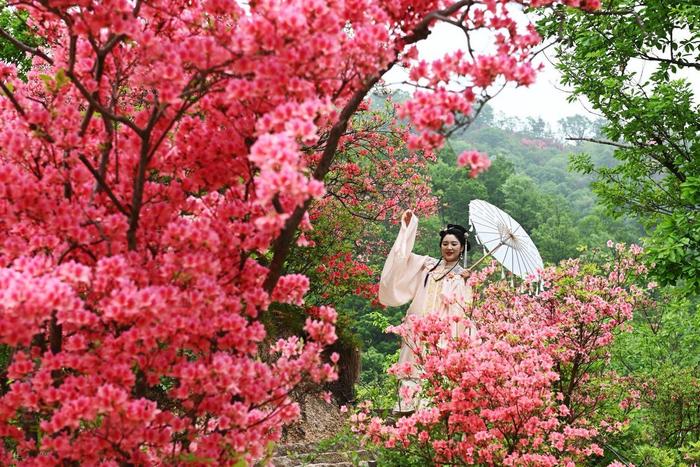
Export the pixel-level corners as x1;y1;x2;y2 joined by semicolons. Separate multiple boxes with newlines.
378;212;427;307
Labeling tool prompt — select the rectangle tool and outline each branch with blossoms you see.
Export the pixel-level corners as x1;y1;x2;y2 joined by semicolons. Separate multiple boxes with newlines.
319;101;438;223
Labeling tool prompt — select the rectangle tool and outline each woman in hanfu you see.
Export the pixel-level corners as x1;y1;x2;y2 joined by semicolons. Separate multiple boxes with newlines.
379;209;475;413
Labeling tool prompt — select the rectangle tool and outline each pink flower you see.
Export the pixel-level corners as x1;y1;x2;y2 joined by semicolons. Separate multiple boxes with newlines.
457;150;492;178
272;274;310;306
582;0;602;11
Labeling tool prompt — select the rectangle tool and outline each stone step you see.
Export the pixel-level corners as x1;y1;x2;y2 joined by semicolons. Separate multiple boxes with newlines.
272;449;374;467
275;461;375;467
275;442;322;456
271;449;373;466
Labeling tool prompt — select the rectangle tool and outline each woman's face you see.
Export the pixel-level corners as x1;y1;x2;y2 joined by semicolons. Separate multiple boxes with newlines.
441;234;462;263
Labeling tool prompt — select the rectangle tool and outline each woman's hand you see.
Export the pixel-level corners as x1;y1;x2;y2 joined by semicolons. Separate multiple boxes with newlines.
460;269;470;281
402;209;413;227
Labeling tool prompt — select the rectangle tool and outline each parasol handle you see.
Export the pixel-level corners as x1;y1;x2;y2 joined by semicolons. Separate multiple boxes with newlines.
467;241;505;272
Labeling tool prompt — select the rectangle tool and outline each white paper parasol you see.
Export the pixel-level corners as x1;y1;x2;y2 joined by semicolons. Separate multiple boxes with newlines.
468;199;544;279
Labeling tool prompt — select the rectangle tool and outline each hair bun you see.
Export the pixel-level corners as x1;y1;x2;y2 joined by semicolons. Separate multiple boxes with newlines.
446;223;468;235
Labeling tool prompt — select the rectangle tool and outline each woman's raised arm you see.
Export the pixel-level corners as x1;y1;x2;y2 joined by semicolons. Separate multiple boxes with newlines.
378;210;427;307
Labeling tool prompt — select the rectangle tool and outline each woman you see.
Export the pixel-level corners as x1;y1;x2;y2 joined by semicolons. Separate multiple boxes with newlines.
379;209;474;412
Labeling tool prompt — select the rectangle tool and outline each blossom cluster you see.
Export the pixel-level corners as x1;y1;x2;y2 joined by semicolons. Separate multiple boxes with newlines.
353;245;647;465
457;149;492;178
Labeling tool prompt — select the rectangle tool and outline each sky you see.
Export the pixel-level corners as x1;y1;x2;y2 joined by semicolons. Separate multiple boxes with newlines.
382;11;700;126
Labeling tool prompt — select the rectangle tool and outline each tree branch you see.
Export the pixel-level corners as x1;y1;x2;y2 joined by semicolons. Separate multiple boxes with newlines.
263;73;383;293
0;27;53;64
0;81;26;116
127;133;152;251
566;137;634;149
640;52;700;71
325;190;383;221
65;35;143;135
78;154;130;216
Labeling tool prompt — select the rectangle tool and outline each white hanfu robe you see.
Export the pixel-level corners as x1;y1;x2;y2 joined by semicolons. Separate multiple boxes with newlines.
379;213;474;396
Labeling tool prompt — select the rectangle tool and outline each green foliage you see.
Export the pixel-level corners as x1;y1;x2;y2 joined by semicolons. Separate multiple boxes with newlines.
644;176;700;292
500;174;553;232
680;440;700;464
575;207;641;249
430;123;643;265
559;114;604;143
531;204;581;264
430;149;489;225
0;2;41;77
629;445;684;467
643;367;700;447
353;303;401;408
603;286;700;463
613;290;700;372
369;445;430;467
279;426;367;466
539;0;700;293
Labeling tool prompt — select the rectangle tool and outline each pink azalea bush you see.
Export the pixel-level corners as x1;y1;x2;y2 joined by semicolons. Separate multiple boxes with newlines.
352;245;648;465
0;0;596;463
